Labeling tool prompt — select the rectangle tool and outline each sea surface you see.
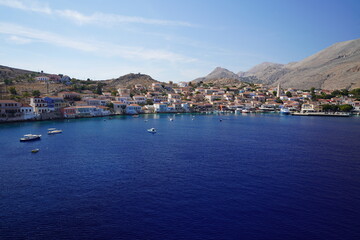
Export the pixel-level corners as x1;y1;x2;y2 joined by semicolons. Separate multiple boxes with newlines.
1;113;360;240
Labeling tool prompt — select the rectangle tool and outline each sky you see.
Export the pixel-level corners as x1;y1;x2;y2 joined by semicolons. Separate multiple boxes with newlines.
0;0;359;82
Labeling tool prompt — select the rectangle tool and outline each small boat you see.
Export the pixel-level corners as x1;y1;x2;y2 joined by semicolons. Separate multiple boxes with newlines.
132;114;139;118
31;149;40;153
20;134;41;142
147;128;157;133
48;128;63;134
280;108;290;115
169;118;174;121
242;109;250;113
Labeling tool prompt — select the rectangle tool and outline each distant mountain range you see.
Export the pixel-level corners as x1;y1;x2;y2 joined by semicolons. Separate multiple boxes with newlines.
192;38;360;90
1;38;360;90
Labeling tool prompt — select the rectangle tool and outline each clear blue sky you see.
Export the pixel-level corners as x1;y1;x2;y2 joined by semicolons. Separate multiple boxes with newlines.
0;0;359;82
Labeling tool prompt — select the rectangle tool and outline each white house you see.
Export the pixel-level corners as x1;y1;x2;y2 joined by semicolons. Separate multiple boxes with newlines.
132;95;147;104
35;76;50;81
20;104;36;120
30;97;51;114
154;103;168;113
112;101;127;114
126;104;142;114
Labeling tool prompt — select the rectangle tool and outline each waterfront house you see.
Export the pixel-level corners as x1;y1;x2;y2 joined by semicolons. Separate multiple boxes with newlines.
181;103;190;112
0;100;22;121
43;96;67;111
61;107;77;118
126;104;142;114
30;97;51;114
154;103;168;113
112;101;127;114
96;106;111;116
20;103;36;120
73;106;98;117
301;103;322;113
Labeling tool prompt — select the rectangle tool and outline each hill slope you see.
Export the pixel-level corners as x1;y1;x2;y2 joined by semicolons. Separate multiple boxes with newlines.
105;73;160;88
241;38;360;89
192;67;242;85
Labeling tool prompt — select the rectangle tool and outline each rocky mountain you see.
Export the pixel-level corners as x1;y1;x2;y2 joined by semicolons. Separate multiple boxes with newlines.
105;73;160;89
192;67;243;86
192;67;240;83
239;62;290;85
238;38;360;89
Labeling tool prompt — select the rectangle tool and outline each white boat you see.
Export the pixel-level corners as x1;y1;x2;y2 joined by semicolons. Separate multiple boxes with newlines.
48;128;63;134
242;109;250;113
280;108;290;115
20;134;41;142
31;149;40;153
147;128;157;133
169;118;174;121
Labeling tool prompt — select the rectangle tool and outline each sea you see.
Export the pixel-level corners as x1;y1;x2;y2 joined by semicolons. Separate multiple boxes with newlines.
1;113;360;240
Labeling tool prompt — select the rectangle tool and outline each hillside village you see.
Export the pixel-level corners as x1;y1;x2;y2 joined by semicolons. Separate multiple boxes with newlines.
1;73;360;122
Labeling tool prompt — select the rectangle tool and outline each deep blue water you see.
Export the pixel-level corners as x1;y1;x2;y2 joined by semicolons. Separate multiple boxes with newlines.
1;114;360;240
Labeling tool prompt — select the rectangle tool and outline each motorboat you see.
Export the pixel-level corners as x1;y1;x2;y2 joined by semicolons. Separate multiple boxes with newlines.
147;128;157;133
280;108;290;115
48;128;63;134
242;109;250;113
31;149;40;153
20;134;41;142
169;118;174;121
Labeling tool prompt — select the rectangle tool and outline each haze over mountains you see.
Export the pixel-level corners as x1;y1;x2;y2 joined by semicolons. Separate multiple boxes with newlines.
193;38;360;90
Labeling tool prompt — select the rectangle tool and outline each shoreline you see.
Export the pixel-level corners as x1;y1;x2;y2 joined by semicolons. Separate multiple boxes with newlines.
1;111;359;125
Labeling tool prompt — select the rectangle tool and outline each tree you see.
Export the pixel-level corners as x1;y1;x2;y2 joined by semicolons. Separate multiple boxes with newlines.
96;83;102;95
349;88;360;98
32;90;41;97
111;90;117;96
9;86;17;95
146;99;154;105
272;91;277;96
4;79;12;85
322;104;339;112
339;104;353;112
106;102;114;110
286;91;292;97
22;91;31;98
275;97;283;103
310;87;316;99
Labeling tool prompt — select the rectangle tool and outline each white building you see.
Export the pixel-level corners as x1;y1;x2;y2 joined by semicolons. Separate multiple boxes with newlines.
20;104;36;120
125;104;142;114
